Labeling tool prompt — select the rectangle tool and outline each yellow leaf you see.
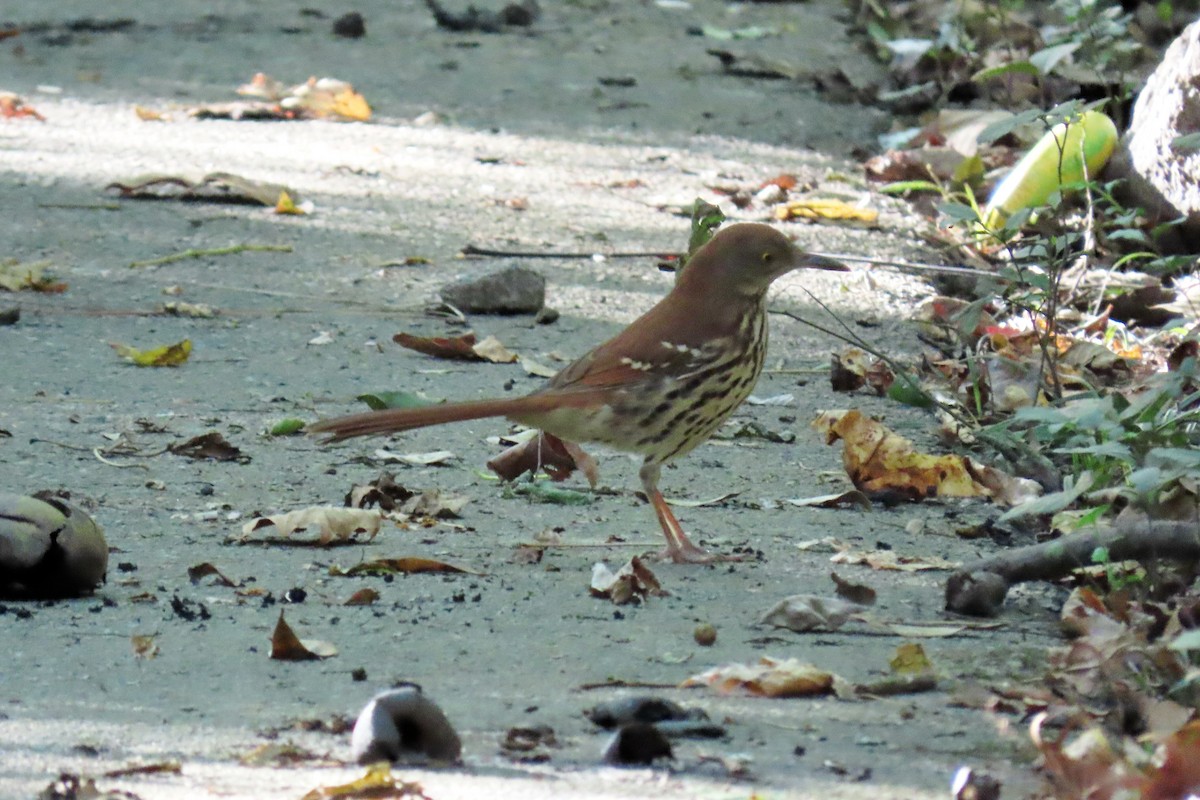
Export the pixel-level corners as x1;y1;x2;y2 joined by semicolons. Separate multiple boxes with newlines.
331;87;371;121
775;198;878;223
301;762;428;800
134;105;168;121
889;642;933;675
110;338;192;367
275;190;305;215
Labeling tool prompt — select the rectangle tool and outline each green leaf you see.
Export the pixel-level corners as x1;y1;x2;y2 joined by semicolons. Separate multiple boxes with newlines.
1029;42;1081;75
1010;405;1069;424
1173;132;1200;153
504;482;594;506
1169;629;1200;653
700;24;776;40
682;199;725;271
356;391;436;411
1105;228;1151;244
951;154;984;186
977;108;1045;145
938;201;979;225
886;380;934;408
1058;441;1134;460
999;471;1094;522
879;180;943;195
269;418;306;436
971;61;1041;82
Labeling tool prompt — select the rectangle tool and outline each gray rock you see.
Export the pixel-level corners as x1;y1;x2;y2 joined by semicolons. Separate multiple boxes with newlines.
440;265;545;314
1107;19;1200;252
0;493;108;598
350;685;461;765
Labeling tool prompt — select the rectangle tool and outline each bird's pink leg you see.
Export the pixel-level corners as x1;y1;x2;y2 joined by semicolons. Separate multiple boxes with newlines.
640;464;739;564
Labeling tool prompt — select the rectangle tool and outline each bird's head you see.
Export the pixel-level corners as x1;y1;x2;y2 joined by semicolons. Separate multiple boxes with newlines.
679;223;848;299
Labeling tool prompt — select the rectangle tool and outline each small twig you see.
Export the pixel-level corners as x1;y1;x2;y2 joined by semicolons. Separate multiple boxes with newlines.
575;679;686;691
776;295;981;435
460;244;672;259
33;437;170;459
820;253;999;279
92;448;150;470
517;541;659;549
762;366;829;375
130;243;293;269
772;298;904;382
38;202;122;211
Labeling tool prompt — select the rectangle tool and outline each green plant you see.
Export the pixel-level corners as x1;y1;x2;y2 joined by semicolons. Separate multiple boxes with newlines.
995;359;1200;518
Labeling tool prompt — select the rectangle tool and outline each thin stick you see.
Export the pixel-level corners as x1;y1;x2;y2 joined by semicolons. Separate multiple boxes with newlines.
130;243;293;269
819;253;999;279
38;202;122;211
461;244;672;259
575;680;684;691
92;448;150;470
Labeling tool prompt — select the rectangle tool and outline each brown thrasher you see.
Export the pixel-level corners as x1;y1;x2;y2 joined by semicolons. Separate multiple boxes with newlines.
310;223;847;563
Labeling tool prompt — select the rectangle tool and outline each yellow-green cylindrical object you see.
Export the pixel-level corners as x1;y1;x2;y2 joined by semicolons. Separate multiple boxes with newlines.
982;110;1119;231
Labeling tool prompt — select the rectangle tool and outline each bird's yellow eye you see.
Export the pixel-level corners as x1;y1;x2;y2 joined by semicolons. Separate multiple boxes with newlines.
761;251;773;263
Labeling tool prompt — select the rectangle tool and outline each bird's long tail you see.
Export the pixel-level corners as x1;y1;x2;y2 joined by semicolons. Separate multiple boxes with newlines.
308;391;597;442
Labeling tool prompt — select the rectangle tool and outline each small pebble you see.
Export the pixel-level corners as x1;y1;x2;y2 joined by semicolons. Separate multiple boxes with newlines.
694;623;717;646
333;12;365;37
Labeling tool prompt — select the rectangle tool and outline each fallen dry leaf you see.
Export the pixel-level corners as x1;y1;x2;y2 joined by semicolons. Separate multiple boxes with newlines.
160;301;217;318
187;562;237;587
399;488;471;519
519;356;558;378
300;762;430;800
882;622;970;638
103;761;182;778
332;557;481;577
1029;714;1145;799
196;73;372;123
759;594;863;632
487;430;600;488
1143;719;1200;800
783;490;872;510
394;330;517;363
344;588;380;606
830;348;894;396
664;492;739;508
590;557;667;605
813;409;1040;506
110;338;192;367
345;472;416;511
830;548;960;571
0;92;45;121
681;656;839;698
131;634;159;659
107;172;301;208
373;449;458;466
169;432;248;462
831;571;877;605
134;105;169;121
0;259;65;292
238;742;325;767
242;507;382;545
270;611;337;661
283;76;372;122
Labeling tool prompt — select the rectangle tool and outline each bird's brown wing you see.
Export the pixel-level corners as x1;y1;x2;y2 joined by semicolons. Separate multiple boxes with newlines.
544;292;736;394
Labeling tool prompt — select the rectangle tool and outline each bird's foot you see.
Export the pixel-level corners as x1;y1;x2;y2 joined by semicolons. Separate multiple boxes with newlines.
657;539;741;564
